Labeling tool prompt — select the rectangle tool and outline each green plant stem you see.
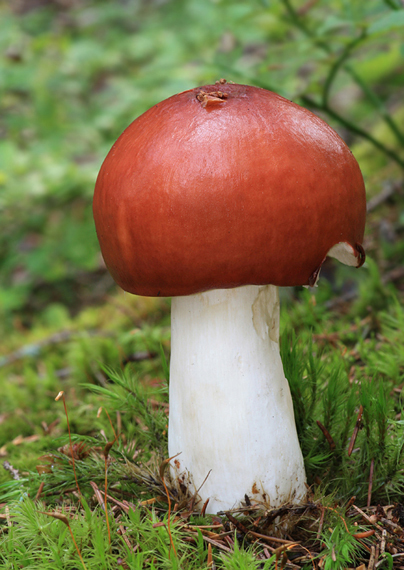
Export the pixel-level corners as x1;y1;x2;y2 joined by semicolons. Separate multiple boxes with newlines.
301;94;404;169
322;31;366;108
281;0;404;167
345;63;404;147
382;0;402;9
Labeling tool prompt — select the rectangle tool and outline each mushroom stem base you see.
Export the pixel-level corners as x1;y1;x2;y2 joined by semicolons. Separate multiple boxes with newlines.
168;285;306;514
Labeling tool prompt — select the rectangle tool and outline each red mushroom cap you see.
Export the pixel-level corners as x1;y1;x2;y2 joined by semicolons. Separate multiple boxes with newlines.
93;83;366;297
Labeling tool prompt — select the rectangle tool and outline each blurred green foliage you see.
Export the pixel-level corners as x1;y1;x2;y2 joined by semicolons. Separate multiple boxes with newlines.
1;3;404;566
0;0;403;325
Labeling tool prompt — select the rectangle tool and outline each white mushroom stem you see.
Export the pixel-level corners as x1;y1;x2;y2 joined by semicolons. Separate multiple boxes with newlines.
168;284;306;514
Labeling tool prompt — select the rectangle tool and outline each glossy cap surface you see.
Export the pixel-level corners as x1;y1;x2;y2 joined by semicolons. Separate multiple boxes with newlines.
93;83;366;296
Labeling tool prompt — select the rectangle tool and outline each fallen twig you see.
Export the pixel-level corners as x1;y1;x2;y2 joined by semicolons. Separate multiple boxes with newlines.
366;181;401;212
0;330;112;368
3;461;20;480
316;420;336;451
348;405;364;457
367;459;374;508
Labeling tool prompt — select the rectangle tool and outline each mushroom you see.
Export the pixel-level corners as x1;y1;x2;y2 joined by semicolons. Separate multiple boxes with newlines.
93;83;366;514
